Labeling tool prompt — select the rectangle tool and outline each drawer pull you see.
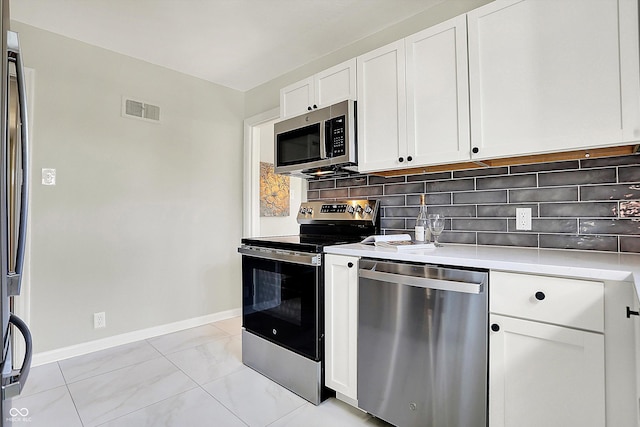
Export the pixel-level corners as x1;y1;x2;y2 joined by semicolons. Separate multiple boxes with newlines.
491;324;500;332
347;262;354;268
535;291;546;301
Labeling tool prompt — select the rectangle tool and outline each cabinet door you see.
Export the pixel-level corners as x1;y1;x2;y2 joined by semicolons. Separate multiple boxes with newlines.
468;0;640;160
357;40;407;173
489;314;605;427
406;15;470;166
324;254;358;402
280;77;314;119
315;58;356;108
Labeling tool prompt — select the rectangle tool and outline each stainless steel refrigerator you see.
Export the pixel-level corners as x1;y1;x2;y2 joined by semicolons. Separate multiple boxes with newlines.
1;0;33;423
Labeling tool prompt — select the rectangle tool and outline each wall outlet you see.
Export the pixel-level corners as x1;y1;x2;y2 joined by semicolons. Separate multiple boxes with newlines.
516;208;532;231
93;312;106;329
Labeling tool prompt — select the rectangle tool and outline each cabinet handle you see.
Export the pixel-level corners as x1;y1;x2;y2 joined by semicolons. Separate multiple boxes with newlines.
491;324;500;332
398;157;404;163
407;156;413;162
472;147;479;154
535;291;546;301
307;106;312;111
347;262;354;268
313;104;318;109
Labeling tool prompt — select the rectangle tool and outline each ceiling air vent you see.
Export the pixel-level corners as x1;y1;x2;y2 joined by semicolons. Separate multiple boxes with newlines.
122;97;160;122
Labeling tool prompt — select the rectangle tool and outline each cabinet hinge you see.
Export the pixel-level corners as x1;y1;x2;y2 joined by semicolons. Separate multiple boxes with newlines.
626;306;639;318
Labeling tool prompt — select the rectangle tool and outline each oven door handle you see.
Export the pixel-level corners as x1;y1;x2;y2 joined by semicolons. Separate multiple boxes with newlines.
238;246;321;267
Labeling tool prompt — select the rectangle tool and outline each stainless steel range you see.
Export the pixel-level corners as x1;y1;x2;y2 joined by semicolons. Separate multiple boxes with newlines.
238;199;379;405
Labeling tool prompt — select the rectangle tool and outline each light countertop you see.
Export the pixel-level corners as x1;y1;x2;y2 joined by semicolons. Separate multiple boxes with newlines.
324;243;640;300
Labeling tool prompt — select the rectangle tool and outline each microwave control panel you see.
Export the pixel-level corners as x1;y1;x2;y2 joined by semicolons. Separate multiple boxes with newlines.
326;115;346;157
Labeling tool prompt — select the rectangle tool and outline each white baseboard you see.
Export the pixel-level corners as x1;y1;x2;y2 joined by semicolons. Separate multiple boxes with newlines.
32;308;242;366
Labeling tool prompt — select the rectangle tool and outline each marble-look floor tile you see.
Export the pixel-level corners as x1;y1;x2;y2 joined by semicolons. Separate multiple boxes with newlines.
203;367;306;427
59;340;161;383
166;335;244;385
213;316;242;336
97;387;246;427
268;398;370;427
68;357;196;427
7;385;82;427
17;362;66;398
147;324;229;355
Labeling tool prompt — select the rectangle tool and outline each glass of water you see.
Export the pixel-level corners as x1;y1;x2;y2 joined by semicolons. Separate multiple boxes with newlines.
427;214;445;247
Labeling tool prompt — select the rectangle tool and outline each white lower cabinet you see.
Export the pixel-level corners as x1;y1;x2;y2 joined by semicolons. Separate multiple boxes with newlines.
489;271;606;427
324;254;359;403
489;314;605;427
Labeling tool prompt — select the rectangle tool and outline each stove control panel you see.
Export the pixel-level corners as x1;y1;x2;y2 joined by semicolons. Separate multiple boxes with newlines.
297;199;379;225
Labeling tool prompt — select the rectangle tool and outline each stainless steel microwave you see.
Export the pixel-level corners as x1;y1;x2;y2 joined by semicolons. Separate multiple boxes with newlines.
274;100;357;177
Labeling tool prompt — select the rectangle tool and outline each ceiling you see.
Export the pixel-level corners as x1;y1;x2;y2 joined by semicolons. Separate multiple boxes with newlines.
10;0;443;92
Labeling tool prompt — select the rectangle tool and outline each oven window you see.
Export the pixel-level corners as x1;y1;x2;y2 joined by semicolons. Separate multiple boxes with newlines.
251;269;301;326
242;255;319;360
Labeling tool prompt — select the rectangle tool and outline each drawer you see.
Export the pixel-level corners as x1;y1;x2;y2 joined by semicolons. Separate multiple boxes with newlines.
490;271;604;332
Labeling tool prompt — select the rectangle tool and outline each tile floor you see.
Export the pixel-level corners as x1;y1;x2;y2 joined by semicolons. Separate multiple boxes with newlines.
7;317;390;427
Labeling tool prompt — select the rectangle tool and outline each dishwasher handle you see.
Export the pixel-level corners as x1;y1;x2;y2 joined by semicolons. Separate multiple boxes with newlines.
359;265;485;294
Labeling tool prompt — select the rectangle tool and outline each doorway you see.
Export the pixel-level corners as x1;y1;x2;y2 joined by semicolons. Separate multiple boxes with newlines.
243;109;307;238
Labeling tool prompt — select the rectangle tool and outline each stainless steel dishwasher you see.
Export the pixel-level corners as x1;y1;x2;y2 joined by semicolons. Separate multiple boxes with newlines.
358;259;488;427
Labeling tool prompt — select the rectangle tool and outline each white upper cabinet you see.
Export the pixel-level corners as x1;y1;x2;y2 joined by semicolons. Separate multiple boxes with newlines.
467;0;640;160
280;59;356;119
280;78;314;119
406;15;471;166
358;15;472;174
357;40;407;173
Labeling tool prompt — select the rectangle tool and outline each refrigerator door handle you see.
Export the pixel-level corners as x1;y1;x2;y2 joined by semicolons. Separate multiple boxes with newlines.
2;313;32;399
7;32;29;297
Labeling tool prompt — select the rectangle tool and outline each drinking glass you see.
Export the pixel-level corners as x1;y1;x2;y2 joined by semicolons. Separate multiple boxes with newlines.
427;214;445;247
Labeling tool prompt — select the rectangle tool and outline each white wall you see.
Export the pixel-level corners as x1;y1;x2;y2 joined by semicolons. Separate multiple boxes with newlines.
12;21;245;353
257;120;304;237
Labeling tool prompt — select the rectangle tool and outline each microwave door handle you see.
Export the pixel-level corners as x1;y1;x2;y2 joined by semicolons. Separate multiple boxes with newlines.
319;120;327;160
323;119;332;159
7;46;29;297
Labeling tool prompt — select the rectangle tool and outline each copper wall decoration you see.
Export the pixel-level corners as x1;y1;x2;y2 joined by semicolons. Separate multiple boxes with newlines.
260;162;290;217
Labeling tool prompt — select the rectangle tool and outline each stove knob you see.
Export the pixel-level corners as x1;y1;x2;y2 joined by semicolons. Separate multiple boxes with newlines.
307;208;313;215
299;207;306;215
347;205;355;214
355;204;363;213
364;205;373;214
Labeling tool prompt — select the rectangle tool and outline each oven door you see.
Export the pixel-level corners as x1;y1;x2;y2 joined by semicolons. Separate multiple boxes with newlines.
240;246;322;361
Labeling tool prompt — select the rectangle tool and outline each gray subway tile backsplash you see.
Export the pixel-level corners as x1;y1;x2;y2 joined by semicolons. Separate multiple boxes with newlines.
307;153;640;254
579;219;640;235
538;168;617;187
476;174;537;190
384;182;425;195
619;165;640;183
539;234;619;252
621;236;640;253
539;202;617;218
453;190;507;205
427;178;475;193
509;187;578;203
580;184;640;201
510;160;579;174
349;185;383;197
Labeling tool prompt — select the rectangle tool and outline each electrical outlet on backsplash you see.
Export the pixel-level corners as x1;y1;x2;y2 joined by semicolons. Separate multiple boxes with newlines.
619;200;640;218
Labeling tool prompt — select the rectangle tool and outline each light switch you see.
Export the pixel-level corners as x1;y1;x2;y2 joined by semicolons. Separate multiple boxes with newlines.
42;168;56;185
